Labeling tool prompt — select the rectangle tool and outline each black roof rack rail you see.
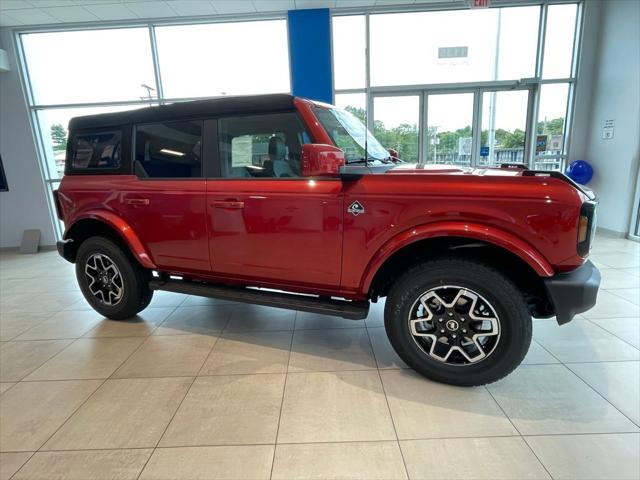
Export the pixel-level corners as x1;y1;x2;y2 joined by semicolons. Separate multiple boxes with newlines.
522;170;596;201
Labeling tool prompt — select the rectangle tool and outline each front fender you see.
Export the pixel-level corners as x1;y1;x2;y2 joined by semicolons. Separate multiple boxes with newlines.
361;221;554;293
65;210;157;269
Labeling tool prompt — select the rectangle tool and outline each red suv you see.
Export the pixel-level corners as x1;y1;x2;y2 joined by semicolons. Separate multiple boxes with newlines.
54;94;600;386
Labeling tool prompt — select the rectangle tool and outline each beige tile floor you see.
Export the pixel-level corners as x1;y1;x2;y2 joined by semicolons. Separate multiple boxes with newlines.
0;234;638;480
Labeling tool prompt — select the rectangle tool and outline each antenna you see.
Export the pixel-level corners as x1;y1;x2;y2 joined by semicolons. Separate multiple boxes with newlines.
140;84;156;104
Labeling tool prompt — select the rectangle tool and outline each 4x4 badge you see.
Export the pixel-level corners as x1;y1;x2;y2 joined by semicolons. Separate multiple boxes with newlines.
348;201;365;216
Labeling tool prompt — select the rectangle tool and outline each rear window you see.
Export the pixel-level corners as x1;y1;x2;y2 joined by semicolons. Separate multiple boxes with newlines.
72;131;121;170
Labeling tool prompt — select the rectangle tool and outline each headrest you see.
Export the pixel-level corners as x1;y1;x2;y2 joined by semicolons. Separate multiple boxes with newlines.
268;136;286;159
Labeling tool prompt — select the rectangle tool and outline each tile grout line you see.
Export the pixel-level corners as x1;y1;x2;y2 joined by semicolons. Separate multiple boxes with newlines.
363;326;411;480
269;311;296;480
561;363;640;429
485;379;555;479
135;298;203;480
11;431;640;455
580;317;640;351
6;314;167;480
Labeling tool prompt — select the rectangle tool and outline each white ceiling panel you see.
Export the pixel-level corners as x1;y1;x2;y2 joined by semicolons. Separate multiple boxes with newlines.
0;11;25;26
1;7;61;24
294;0;336;8
253;0;296;12
123;1;176;18
82;3;138;20
43;5;99;22
375;0;416;5
0;0;34;10
30;0;78;7
166;0;215;16
334;0;375;7
211;0;256;14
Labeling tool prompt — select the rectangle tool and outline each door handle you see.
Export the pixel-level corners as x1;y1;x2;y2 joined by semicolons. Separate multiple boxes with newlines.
125;198;150;207
213;200;244;209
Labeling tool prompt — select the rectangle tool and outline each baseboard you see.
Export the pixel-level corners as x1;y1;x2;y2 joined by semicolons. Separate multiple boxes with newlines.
595;226;628;238
0;245;56;252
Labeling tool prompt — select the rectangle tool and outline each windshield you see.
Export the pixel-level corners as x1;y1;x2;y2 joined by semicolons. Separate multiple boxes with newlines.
312;106;390;164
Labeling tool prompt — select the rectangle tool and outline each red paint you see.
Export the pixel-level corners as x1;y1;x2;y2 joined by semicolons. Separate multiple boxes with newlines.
58;97;590;301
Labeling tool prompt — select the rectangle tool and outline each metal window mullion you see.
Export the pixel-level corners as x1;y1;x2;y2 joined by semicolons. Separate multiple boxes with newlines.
471;89;482;168
419;92;427;164
365;13;373;132
148;25;165;104
524;84;538;167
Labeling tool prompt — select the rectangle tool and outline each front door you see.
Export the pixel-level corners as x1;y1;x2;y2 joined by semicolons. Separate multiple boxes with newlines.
207;111;343;290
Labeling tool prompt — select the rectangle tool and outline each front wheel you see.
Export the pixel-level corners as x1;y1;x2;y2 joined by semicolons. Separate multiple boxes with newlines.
384;258;532;386
76;236;153;320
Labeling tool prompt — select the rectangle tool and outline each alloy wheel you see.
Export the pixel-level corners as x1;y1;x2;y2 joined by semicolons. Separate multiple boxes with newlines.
84;253;124;306
408;285;501;365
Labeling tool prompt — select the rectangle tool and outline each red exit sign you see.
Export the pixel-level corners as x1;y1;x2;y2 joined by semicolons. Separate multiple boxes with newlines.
470;0;491;7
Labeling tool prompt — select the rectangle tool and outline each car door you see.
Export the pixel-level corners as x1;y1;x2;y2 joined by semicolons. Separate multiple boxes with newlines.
119;120;209;273
207;111;343;290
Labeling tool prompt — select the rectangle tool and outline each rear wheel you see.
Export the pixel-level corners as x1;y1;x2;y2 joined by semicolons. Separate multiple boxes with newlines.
384;257;532;386
76;236;153;320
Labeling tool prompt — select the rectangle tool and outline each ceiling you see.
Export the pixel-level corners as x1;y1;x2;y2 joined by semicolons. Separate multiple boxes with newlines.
0;0;449;27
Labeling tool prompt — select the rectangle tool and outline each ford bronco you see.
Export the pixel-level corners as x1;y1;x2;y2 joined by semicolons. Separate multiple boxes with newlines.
54;94;600;386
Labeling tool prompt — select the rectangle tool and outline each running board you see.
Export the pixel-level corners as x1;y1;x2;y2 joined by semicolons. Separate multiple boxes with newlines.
149;279;370;320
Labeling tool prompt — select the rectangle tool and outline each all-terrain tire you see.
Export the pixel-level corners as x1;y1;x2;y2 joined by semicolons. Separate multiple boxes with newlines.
384;257;532;386
76;236;153;320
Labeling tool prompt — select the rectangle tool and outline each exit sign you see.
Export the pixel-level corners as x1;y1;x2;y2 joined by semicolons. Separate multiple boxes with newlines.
470;0;491;7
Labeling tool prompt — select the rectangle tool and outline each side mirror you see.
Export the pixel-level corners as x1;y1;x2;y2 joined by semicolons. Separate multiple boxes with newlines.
301;144;345;177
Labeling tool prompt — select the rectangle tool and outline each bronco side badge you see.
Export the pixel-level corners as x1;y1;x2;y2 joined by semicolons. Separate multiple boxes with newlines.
348;201;365;216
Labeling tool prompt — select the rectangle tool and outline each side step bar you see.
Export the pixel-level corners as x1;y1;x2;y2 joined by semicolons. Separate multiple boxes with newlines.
149;279;370;320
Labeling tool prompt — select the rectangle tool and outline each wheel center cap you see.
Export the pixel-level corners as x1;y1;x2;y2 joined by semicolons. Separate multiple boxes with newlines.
446;319;459;331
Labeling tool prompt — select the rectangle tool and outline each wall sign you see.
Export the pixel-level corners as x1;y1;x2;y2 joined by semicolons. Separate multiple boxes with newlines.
602;119;615;140
536;135;548;153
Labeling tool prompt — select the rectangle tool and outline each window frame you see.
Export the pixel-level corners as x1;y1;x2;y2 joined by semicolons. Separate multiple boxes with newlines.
213;110;317;181
65;126;129;176
331;1;584;171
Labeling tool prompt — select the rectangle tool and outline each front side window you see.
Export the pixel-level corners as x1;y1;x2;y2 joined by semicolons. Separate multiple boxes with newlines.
72;131;121;171
218;113;310;178
134;121;202;178
312;106;389;164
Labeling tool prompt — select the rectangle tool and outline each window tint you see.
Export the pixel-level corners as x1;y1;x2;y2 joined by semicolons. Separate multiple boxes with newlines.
134;121;202;178
218;113;310;178
72;131;121;170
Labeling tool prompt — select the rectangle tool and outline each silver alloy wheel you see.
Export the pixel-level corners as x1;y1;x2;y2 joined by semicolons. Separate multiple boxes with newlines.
408;285;501;365
84;253;124;306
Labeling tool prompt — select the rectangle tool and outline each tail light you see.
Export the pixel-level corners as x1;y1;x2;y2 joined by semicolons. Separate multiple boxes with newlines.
577;201;597;257
53;189;64;220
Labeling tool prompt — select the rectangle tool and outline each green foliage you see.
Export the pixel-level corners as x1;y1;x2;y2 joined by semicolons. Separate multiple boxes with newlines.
342;105;564;161
50;123;67;151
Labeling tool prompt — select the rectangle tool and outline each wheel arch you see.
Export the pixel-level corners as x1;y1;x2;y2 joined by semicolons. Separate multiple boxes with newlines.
63;212;156;269
364;224;554;318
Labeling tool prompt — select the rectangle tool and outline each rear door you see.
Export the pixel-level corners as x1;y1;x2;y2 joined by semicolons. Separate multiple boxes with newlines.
119;120;209;273
206;112;343;290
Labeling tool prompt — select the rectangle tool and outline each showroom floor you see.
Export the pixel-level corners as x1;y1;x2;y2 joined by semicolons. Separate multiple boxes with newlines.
0;235;638;480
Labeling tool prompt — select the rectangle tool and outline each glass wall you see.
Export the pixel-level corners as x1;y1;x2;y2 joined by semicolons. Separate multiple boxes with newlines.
19;19;290;239
333;3;581;171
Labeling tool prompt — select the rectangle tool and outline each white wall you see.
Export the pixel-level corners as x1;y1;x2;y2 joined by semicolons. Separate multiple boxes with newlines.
0;27;56;248
571;0;640;235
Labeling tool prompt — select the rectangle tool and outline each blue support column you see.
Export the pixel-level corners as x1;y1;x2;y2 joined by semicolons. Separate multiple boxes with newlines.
287;8;333;104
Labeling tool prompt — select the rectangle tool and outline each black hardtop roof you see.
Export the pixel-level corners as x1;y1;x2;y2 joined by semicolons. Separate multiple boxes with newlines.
68;93;298;131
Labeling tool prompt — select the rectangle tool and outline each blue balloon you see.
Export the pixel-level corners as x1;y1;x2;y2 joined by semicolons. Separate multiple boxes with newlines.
565;160;593;185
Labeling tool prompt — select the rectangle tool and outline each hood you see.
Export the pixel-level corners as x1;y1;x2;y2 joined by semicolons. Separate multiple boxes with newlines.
385;163;526;177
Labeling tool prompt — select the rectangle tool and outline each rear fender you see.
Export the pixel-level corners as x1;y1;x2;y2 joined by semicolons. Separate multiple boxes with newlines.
361;221;554;293
65;210;156;269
